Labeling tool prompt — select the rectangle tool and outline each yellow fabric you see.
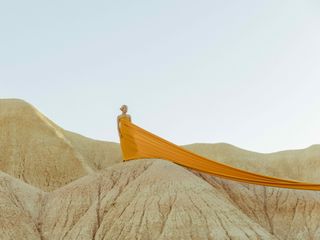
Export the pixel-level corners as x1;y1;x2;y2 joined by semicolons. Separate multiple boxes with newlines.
119;117;320;190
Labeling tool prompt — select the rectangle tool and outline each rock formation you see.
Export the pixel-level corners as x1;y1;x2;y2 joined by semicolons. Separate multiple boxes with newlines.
0;99;122;191
1;98;320;239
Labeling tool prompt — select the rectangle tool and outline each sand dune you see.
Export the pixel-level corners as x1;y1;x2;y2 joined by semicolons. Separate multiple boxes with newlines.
1;98;320;239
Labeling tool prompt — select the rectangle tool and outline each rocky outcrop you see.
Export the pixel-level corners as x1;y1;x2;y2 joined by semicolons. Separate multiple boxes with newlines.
193;171;320;240
0;99;121;191
64;130;122;171
0;160;278;240
1;98;320;239
0;171;43;240
42;159;279;240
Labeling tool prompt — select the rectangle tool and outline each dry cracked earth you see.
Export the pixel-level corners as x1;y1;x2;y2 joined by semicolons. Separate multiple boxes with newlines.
1;99;320;240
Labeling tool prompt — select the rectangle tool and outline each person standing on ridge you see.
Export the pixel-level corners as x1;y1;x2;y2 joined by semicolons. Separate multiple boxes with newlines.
117;105;131;138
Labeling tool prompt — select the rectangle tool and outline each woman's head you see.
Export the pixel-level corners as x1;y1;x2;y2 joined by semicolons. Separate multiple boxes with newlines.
120;105;128;113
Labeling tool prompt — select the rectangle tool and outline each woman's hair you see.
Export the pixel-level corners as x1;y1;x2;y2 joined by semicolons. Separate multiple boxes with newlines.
120;105;128;111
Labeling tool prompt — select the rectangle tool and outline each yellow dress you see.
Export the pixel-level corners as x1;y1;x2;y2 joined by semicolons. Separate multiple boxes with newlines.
119;117;320;191
119;116;138;159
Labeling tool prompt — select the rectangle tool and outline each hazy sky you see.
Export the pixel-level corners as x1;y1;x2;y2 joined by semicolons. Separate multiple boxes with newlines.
1;0;320;153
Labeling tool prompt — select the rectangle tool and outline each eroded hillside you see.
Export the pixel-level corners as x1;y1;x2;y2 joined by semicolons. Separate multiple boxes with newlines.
1;98;320;240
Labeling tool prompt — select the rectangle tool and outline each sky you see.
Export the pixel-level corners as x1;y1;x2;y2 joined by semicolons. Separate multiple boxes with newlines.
1;0;320;153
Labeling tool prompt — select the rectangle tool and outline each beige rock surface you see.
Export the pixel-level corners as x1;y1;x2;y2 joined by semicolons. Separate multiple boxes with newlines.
0;171;43;240
1;98;320;240
0;99;121;191
194;172;320;240
64;130;122;171
40;160;276;240
0;161;277;240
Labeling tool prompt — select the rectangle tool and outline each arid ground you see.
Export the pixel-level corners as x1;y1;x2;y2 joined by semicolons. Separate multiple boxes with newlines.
1;99;320;240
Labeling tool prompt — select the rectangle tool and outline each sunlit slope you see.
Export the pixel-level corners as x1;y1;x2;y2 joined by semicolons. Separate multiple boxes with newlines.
2;158;320;240
64;130;122;171
39;159;276;240
0;99;121;191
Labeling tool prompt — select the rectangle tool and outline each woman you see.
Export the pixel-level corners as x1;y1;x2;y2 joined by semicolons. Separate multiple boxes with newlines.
117;105;131;138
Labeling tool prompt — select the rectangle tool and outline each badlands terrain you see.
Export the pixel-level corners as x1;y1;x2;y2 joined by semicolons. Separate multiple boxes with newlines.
1;99;320;240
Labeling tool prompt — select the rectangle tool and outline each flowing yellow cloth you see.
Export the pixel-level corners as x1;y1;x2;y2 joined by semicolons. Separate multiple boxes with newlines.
119;117;320;190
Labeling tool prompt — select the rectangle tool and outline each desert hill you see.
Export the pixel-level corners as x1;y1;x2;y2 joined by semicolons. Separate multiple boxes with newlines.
2;159;320;240
2;99;319;191
0;171;42;240
0;99;122;191
1;98;320;240
0;160;277;240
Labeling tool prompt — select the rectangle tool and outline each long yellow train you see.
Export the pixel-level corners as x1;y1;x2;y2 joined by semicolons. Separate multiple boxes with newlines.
119;116;320;190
